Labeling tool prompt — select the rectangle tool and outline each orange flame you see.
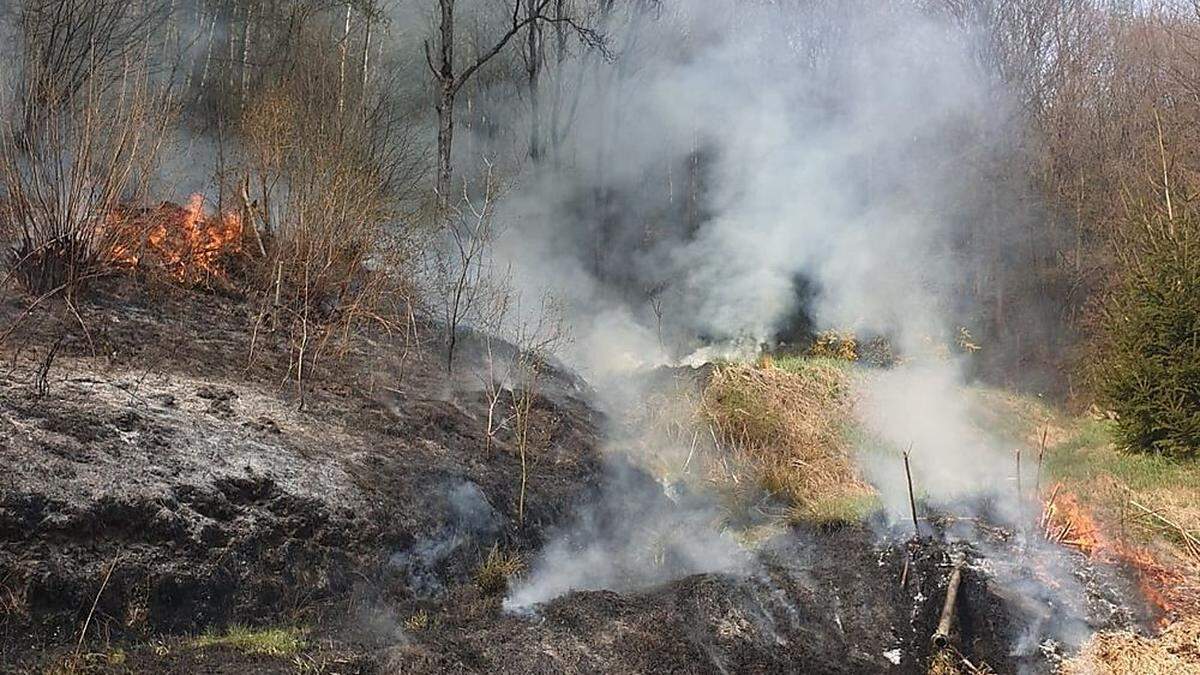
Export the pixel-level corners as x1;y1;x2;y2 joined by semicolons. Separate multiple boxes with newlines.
104;194;243;282
1042;483;1180;625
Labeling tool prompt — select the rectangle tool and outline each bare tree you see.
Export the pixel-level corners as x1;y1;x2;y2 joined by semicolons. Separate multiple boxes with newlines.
524;0;544;163
424;0;604;206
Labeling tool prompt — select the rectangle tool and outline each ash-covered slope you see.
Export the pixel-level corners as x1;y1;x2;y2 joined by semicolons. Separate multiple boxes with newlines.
0;283;1154;674
0;281;603;668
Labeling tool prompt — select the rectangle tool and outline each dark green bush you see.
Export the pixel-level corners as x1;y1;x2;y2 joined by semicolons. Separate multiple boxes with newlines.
1096;207;1200;458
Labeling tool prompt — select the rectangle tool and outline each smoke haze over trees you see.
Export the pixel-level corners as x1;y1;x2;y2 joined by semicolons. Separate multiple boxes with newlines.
1;0;1198;442
3;3;1200;670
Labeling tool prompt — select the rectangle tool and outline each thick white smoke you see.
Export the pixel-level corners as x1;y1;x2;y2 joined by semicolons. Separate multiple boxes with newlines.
482;0;1043;607
490;1;1012;368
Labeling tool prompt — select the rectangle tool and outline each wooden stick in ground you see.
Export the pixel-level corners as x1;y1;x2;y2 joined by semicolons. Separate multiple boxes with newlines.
931;562;963;649
1041;483;1062;535
1015;448;1025;533
1015;448;1022;502
1034;426;1048;495
903;445;919;538
239;176;267;258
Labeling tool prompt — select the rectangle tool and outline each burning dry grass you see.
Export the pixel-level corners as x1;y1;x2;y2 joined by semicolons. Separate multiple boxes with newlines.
1061;618;1200;674
103;195;246;283
1042;417;1200;619
1029;411;1200;672
700;357;876;524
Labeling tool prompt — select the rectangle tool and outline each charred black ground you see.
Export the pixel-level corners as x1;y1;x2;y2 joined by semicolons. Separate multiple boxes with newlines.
0;282;1156;673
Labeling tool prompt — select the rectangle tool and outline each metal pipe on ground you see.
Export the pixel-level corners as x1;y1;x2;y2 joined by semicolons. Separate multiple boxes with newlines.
931;563;963;649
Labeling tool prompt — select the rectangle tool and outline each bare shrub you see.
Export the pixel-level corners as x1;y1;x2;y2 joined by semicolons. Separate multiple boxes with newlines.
237;30;424;394
0;56;173;298
428;160;508;373
464;238;570;520
15;0;170;137
506;294;569;523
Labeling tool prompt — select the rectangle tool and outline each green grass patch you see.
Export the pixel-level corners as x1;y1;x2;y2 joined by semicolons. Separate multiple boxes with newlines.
965;386;1058;447
793;492;882;527
1045;418;1200;492
189;625;307;656
772;354;853;374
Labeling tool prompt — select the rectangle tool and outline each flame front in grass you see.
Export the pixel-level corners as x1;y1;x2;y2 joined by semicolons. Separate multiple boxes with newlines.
103;194;244;282
1042;483;1180;624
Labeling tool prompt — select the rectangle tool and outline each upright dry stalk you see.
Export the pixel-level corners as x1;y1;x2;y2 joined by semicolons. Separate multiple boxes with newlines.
1154;108;1173;225
475;269;514;457
1015;448;1023;500
903;446;919;538
1015;447;1025;531
507;293;568;525
1034;426;1048;495
513;361;537;524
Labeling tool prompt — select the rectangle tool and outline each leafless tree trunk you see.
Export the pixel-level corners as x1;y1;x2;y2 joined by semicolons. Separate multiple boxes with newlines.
425;0;604;206
361;6;373;97
525;0;543;163
337;1;352;114
240;1;254;104
431;0;456;206
196;6;217;98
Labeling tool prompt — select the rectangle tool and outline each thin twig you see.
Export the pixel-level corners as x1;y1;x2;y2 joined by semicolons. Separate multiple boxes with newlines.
681;429;699;473
1034;426;1048;496
75;554;120;657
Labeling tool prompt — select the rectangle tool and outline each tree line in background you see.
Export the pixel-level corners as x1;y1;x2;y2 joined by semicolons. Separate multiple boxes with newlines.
0;0;1195;456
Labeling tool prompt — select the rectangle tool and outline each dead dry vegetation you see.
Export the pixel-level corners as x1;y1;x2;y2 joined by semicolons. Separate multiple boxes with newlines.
0;272;606;672
1062;618;1200;675
970;393;1200;674
1;1;1199;673
699;357;877;526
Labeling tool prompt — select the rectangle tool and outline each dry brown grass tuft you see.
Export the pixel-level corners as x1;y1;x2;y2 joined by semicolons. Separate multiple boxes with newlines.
701;359;875;524
474;544;525;596
1061;618;1200;674
403;609;431;632
809;330;859;361
927;650;962;675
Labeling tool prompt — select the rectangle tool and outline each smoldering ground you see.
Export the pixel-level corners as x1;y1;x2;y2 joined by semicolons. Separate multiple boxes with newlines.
466;3;1136;658
484;0;1049;530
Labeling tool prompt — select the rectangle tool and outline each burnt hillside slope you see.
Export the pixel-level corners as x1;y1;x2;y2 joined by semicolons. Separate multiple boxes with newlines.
0;280;604;669
0;282;1154;674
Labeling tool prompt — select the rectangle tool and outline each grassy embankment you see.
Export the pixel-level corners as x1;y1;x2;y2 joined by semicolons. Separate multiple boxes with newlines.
699;355;878;526
1042;416;1200;674
964;388;1200;674
700;354;1199;671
